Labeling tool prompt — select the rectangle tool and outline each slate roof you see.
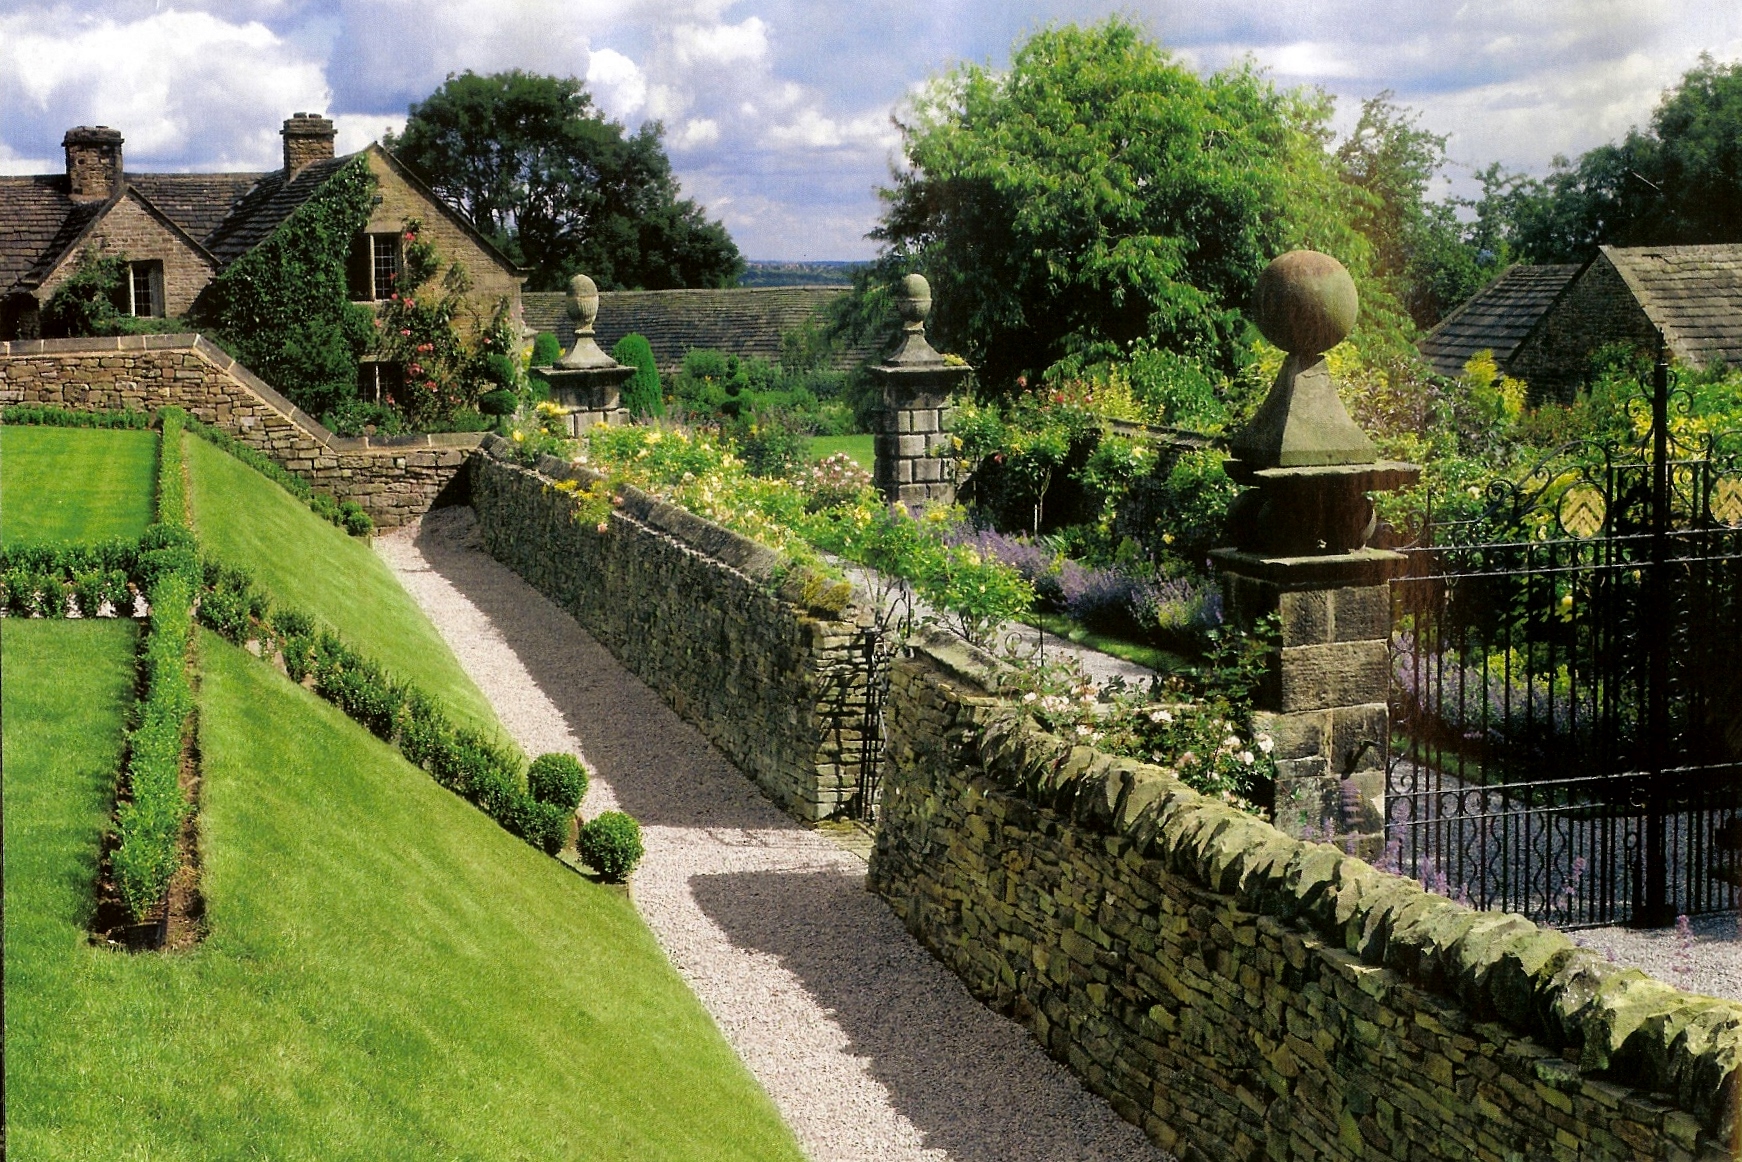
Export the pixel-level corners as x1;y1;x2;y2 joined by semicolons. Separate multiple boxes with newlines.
127;172;265;242
1418;264;1581;378
0;176;81;292
1602;244;1742;368
522;286;876;373
203;155;354;265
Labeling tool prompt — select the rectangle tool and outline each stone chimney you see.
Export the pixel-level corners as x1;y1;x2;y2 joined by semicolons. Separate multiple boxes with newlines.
63;126;124;202
281;112;336;174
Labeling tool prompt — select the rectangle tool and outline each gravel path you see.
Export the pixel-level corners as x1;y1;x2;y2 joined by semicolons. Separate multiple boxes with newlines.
1576;916;1742;1003
377;507;1170;1162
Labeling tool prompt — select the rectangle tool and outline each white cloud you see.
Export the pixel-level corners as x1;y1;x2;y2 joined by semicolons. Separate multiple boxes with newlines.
333;112;405;153
0;8;329;167
764;108;896;152
586;47;647;119
673;118;721;149
670;17;769;67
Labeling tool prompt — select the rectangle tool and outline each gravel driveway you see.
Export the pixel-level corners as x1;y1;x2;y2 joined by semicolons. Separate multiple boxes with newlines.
377;507;1170;1162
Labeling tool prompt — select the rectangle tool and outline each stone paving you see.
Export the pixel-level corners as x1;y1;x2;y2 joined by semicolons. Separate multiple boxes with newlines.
377;506;1169;1162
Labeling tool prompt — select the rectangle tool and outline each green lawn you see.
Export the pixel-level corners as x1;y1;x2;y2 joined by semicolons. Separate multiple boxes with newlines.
4;626;803;1160
1;427;158;545
807;433;874;471
186;434;497;731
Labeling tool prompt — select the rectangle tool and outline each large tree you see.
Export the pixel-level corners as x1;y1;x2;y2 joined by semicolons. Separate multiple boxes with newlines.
1336;92;1494;329
386;71;742;291
869;19;1384;392
1472;54;1742;264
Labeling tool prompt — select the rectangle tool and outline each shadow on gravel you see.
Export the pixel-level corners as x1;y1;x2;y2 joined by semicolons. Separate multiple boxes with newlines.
410;508;791;831
688;867;1161;1162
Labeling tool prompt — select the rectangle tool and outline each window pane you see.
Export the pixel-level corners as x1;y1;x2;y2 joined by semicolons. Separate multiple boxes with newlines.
372;235;401;299
130;263;155;318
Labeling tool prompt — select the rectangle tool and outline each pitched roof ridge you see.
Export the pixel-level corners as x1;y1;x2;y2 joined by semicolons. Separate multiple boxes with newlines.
118;183;222;269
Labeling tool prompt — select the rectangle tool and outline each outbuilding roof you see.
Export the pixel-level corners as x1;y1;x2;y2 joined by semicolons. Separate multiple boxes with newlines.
1418;264;1580;378
1601;244;1742;368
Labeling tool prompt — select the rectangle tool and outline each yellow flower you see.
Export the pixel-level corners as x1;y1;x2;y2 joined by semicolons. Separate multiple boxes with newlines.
512;430;525;442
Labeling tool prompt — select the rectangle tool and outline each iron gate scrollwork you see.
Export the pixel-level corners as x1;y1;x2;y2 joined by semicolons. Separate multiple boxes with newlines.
1384;347;1742;927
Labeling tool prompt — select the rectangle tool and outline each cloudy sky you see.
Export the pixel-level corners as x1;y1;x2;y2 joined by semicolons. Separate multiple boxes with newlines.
3;1;1741;260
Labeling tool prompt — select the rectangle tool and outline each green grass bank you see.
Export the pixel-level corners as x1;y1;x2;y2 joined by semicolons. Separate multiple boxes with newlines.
3;624;802;1160
1;426;158;545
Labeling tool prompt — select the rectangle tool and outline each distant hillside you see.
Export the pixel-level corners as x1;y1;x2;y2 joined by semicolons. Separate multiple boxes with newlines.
739;261;865;287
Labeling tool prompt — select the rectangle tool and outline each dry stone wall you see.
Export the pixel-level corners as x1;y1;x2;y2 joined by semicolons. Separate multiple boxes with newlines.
0;334;479;528
871;628;1741;1162
468;437;875;820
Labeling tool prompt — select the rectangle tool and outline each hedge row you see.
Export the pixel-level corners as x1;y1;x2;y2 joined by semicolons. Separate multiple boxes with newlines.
111;407;199;922
111;575;196;919
0;538;140;618
184;415;373;536
1;403;152;428
198;567;595;862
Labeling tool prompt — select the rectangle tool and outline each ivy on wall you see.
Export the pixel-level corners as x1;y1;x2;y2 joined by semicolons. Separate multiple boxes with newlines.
196;157;378;420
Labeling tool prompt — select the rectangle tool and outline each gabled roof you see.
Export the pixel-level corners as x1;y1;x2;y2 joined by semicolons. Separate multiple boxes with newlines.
1418;264;1581;378
368;145;524;279
203;154;355;265
522;286;874;372
127;172;265;241
1601;244;1742;369
0;176;82;293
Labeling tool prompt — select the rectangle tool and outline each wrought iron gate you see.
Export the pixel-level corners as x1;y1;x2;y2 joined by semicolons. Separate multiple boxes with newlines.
1384;351;1742;927
847;626;888;822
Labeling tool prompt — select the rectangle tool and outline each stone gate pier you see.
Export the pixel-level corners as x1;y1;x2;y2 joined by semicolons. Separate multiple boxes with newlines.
1212;251;1418;852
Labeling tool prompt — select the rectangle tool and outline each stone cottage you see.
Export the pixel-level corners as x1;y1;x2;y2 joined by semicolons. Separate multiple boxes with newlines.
1420;244;1742;400
0;115;526;396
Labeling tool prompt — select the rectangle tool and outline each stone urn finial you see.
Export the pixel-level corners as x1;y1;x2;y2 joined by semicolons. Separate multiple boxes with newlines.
884;273;947;367
556;273;617;371
1230;251;1374;470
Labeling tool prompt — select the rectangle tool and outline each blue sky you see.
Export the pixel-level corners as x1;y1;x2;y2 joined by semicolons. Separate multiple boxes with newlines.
4;1;1741;260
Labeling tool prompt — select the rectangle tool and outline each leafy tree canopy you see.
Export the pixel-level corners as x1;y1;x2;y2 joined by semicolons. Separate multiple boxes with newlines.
386;70;743;292
1475;54;1742;264
1336;92;1496;328
867;19;1390;393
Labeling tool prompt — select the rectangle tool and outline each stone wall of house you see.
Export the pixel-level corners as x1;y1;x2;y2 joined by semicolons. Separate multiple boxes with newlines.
468;437;876;820
365;152;525;340
1510;254;1658;403
33;194;217;319
0;334;479;528
871;628;1741;1162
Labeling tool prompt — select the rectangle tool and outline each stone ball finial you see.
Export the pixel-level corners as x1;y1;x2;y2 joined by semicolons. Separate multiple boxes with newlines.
896;273;932;327
567;274;600;331
1252;251;1357;357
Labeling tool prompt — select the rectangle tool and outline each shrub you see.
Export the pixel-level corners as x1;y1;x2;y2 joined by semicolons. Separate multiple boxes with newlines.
72;570;108;618
514;798;572;855
34;573;69;617
612;333;664;419
479;388;519;416
339;500;374;537
727;409;809;478
527;753;588;811
138;524;200;590
798;452;873;512
579;812;644;881
530;331;562;367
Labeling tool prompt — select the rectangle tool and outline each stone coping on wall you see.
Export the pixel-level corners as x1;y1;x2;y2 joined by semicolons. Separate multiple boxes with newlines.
0;334;486;457
474;433;855;616
898;625;1742;1144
